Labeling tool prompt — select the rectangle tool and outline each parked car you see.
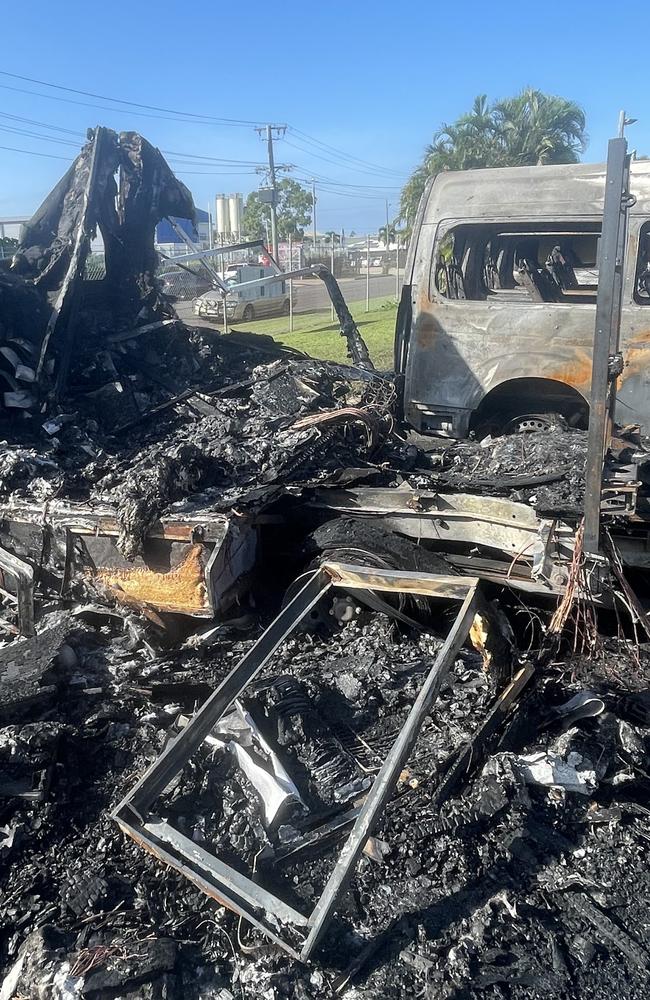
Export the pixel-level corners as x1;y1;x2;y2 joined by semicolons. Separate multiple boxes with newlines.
159;269;212;301
194;265;291;322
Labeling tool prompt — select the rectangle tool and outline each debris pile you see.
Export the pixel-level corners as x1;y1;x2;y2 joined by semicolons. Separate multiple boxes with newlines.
419;426;589;514
1;596;650;999
1;127;650;1000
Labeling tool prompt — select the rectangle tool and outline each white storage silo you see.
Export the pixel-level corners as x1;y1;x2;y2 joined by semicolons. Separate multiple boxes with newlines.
215;195;229;237
228;194;242;239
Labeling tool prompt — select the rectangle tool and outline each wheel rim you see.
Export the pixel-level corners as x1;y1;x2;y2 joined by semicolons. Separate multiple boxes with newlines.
505;414;556;434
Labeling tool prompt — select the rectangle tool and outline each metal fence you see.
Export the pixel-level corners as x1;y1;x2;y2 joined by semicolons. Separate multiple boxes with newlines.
71;245;403;362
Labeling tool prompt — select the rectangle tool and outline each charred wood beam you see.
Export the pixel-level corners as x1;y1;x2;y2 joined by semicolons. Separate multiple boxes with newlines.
35;127;116;392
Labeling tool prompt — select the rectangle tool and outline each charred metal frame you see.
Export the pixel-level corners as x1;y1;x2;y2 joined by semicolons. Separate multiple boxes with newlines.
310;487;576;593
0;500;256;619
0;544;34;636
113;562;478;960
584;129;634;554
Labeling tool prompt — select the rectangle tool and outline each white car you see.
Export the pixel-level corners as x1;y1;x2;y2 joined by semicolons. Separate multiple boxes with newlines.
194;264;291;322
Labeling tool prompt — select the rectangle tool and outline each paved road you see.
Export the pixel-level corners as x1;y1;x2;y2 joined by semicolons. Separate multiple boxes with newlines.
176;273;396;324
293;274;396;312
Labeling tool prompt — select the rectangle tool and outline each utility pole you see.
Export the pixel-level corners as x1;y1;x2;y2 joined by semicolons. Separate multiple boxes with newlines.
255;124;286;263
312;179;317;251
385;200;390;250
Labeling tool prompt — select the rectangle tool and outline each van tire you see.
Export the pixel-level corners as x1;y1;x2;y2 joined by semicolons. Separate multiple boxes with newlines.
242;304;255;321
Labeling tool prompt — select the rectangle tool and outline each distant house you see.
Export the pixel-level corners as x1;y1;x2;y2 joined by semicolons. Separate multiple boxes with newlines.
155;208;210;253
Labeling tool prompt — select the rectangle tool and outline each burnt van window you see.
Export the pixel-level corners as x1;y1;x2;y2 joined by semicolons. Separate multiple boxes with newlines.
433;222;601;304
635;223;650;304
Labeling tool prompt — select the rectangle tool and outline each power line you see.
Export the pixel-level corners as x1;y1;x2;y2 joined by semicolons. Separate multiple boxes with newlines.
0;124;80;147
162;149;267;166
0;69;408;197
0;112;268;167
171;167;260;176
311;184;394;202
0;111;84;137
283;136;405;180
293;173;400;191
0;70;265;126
0;82;252;127
0;143;70;160
288;126;406;178
0;69;405;179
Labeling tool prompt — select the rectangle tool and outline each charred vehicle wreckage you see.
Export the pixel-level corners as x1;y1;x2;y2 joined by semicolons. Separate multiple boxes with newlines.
1;125;650;1000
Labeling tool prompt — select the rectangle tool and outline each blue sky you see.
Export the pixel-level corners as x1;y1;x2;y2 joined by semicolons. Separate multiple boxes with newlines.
1;0;647;234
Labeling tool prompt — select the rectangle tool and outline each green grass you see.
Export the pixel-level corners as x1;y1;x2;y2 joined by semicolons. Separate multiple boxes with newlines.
230;295;397;368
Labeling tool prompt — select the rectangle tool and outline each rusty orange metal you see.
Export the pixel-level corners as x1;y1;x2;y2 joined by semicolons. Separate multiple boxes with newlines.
96;543;208;614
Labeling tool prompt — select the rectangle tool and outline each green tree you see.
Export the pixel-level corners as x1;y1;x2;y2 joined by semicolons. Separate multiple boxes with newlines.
323;231;341;245
242;178;313;241
400;89;587;228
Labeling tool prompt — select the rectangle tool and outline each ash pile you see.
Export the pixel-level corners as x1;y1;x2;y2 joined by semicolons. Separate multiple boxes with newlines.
2;571;650;1000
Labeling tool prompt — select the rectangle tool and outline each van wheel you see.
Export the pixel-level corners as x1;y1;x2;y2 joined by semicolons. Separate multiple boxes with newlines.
281;299;291;316
504;412;568;434
242;304;254;321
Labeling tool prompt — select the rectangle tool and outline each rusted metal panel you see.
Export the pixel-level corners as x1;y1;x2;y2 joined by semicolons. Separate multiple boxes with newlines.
0;499;256;619
96;543;210;616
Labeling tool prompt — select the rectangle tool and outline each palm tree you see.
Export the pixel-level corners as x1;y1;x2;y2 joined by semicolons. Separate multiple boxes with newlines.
400;90;587;228
378;223;397;246
494;89;587;165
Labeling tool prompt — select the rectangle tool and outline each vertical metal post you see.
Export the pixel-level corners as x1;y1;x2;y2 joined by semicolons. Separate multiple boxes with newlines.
583;131;632;555
395;235;400;299
288;233;293;332
366;234;370;312
207;203;213;249
330;240;335;322
222;294;229;336
312;179;317;250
